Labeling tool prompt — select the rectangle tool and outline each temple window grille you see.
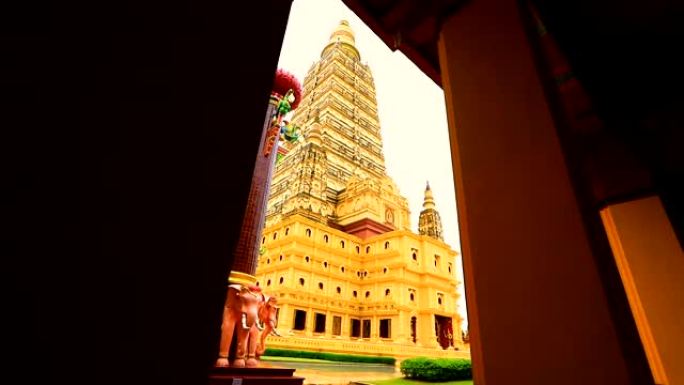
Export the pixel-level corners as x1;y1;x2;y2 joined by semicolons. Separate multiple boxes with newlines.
293;310;306;331
362;319;371;338
314;313;326;333
332;316;342;336
379;319;391;339
350;319;361;337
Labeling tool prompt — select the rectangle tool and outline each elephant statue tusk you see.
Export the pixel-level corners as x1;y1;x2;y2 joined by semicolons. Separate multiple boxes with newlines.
241;313;250;330
271;328;281;337
256;319;265;331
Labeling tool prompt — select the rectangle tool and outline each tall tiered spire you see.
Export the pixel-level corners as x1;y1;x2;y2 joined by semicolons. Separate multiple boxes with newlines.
418;181;444;241
264;20;411;236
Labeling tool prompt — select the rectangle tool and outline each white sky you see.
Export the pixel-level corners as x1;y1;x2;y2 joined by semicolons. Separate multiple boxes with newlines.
276;0;467;331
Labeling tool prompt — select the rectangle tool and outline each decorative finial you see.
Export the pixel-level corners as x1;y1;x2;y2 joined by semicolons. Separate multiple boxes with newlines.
321;19;360;60
423;181;435;209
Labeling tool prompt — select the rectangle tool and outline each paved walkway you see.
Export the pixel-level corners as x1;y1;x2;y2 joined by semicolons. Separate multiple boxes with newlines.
262;359;402;385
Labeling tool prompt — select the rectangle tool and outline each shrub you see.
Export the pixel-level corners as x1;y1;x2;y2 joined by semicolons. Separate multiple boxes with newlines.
262;348;395;365
400;356;472;381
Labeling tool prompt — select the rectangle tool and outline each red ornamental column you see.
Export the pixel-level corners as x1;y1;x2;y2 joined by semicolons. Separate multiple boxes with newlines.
228;69;302;286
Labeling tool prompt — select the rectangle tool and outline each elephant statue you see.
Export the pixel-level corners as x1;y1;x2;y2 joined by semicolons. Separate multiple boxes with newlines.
215;284;262;368
256;294;280;356
215;284;280;368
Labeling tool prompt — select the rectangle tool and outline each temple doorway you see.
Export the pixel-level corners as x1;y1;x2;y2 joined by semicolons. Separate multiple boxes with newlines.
434;315;454;349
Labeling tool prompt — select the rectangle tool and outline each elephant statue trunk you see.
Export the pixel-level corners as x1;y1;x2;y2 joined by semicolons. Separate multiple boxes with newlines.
255;317;265;331
240;312;261;331
269;322;281;337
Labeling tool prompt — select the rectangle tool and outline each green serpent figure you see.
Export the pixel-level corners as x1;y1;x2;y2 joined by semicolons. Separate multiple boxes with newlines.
280;120;301;143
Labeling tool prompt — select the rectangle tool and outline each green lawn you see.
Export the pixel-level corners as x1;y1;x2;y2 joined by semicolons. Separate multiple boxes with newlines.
261;356;334;364
366;379;473;385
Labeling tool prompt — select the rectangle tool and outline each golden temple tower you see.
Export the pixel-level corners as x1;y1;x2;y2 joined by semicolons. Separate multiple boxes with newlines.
256;20;468;361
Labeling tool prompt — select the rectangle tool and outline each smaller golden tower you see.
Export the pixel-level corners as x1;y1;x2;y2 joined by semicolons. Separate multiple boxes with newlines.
418;182;444;241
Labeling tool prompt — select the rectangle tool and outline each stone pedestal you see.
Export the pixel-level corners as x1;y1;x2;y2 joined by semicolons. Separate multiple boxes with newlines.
209;367;304;385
